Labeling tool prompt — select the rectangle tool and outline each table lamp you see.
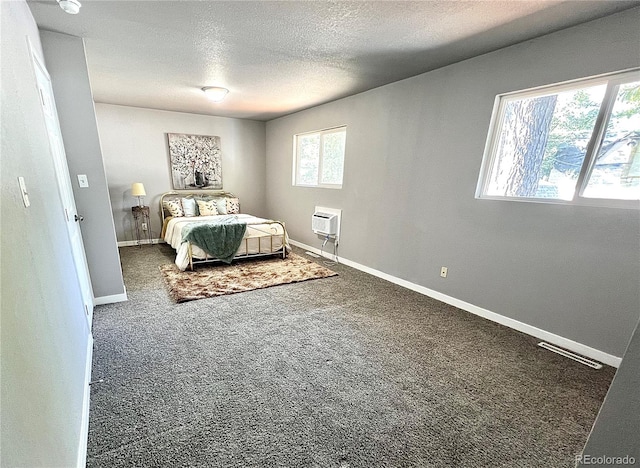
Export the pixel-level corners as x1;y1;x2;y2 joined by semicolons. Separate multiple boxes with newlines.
131;182;146;207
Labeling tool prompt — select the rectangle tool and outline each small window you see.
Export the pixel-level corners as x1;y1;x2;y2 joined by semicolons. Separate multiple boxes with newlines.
477;70;640;207
293;126;346;188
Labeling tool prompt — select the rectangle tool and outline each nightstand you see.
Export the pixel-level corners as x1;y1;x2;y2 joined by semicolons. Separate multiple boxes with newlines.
132;205;152;247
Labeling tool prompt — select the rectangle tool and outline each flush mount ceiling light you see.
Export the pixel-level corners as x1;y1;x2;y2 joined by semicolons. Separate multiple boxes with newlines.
202;86;229;103
57;0;81;14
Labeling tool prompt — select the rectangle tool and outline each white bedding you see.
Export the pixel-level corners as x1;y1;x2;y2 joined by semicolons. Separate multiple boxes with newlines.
164;214;288;270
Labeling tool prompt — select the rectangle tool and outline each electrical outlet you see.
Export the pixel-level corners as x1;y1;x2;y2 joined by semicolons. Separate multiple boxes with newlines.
142;222;148;231
440;266;448;278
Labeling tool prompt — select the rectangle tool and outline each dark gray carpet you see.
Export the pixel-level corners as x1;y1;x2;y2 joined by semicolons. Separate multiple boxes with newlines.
88;244;614;467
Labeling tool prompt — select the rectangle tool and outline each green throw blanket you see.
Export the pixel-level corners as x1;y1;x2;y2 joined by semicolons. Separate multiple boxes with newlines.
182;215;248;264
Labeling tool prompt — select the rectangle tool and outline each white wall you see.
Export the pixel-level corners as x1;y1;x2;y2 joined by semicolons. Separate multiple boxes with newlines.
1;1;91;466
95;104;266;242
40;31;126;300
266;8;640;359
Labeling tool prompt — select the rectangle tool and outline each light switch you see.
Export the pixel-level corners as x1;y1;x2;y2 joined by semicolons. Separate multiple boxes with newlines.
18;176;30;207
77;174;89;188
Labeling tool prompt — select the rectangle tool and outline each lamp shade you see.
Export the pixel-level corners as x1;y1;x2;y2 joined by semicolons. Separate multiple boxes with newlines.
202;86;229;102
131;183;146;197
58;0;81;14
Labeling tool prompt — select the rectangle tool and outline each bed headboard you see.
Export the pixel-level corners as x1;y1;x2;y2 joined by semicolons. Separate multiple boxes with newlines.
160;190;237;223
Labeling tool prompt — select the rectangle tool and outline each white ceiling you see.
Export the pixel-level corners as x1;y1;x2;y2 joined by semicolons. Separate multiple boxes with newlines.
28;0;639;121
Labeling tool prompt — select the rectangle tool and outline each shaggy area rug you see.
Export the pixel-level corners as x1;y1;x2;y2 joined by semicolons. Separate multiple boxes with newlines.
159;252;337;302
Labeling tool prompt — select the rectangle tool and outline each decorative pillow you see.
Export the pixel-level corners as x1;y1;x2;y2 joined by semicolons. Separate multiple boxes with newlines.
181;197;198;217
226;197;240;214
196;199;218;216
163;199;184;217
214;198;228;215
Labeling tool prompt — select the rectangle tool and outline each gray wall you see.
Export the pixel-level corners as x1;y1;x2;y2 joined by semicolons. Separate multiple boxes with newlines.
265;8;640;358
95;104;266;243
1;1;91;465
580;318;640;465
40;31;126;300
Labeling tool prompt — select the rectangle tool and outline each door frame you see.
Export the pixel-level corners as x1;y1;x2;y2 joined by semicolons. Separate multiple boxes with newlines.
28;38;95;330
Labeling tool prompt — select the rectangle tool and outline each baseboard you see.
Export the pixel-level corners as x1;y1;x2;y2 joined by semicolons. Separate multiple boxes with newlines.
77;333;93;468
291;239;622;368
117;238;161;247
94;292;128;305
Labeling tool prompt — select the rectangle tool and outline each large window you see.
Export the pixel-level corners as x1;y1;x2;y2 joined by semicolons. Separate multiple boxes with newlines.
477;70;640;207
293;126;346;188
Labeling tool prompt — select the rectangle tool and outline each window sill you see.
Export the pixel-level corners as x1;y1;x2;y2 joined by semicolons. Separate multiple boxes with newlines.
294;184;343;190
476;194;639;210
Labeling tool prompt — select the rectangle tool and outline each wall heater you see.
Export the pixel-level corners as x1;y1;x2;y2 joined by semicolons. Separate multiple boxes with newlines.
312;211;338;236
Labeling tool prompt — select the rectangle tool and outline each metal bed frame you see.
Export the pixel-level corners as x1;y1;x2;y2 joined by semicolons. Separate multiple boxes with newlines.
160;191;287;270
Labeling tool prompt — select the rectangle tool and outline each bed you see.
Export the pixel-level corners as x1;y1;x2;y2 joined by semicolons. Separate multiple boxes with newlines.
161;191;289;271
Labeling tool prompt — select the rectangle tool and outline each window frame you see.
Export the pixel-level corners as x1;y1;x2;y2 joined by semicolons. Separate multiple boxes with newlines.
292;125;346;189
476;69;640;209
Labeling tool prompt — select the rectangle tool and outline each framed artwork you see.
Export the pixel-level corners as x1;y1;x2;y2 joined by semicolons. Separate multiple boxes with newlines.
167;133;222;190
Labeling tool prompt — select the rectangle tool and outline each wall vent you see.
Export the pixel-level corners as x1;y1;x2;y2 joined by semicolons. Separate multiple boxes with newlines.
537;342;603;369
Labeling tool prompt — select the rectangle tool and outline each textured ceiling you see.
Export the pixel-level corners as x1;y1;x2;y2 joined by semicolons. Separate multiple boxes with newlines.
28;0;639;121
